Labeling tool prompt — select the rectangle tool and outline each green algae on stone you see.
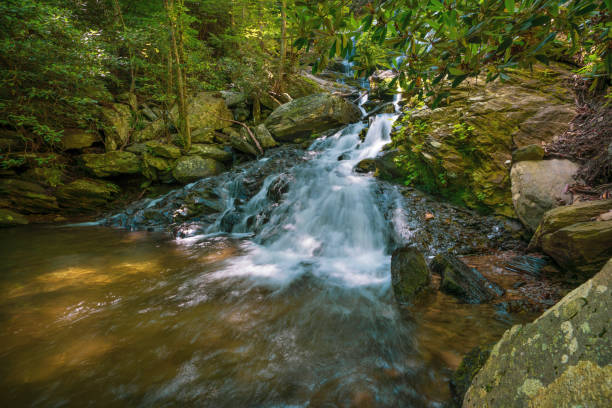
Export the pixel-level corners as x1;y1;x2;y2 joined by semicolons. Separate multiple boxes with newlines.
172;155;225;184
81;151;142;178
56;179;120;211
390;246;431;304
0;208;29;227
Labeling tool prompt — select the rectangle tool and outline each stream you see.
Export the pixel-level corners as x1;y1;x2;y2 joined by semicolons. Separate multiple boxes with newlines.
1;100;531;407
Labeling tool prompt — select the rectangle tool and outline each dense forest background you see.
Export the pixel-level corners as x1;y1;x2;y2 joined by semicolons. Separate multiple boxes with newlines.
0;0;609;167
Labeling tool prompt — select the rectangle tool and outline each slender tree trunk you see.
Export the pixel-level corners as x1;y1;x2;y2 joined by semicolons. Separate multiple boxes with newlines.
165;0;191;151
276;0;287;92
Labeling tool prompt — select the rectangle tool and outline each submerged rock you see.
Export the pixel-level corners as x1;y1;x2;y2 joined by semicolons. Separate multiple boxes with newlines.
265;93;361;141
541;220;612;278
172;155;225;184
463;259;612;408
430;253;504;303
390;246;431;303
0;208;29;227
510;159;579;231
81;151;142;178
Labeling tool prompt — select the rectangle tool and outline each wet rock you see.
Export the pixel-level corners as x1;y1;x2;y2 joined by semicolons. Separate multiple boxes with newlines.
101;103;131;151
0;178;59;213
61;129;101;150
511;159;579;231
354;159;376;173
512;144;545;163
267;174;293;203
171;91;233;132
451;344;493;407
265;93;361;141
220;211;242;232
390;246;431;303
145;141;181;159
541;220;612;279
430;253;504;304
172;155;225;184
463;259;612;408
253;124;278;149
529;199;612;250
374;150;403;180
56;179;120;211
188;144;232;162
0;208;29;227
81;151;142;177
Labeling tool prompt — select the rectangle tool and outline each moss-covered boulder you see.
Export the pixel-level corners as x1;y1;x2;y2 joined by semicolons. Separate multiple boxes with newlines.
265;93;362;141
23;167;64;187
285;74;326;99
0;208;29;227
81;151;142;178
0;178;59;213
253;124;278;149
512;144;545;163
511;159;579;231
55;179;120;211
61;129;101;150
463;259;612;408
145;141;181;159
218;128;259;156
172;155;225;184
101;103;131;151
390;246;431;303
387;65;575;217
541;220;612;278
171;92;233;133
430;253;504;304
133;119;165;143
188;144;232;162
529;199;612;250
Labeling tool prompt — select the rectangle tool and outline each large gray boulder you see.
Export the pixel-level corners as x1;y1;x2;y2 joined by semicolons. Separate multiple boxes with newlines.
171;92;233;132
511;159;579;231
390;246;431;303
172;155;225;184
463;258;612;408
265;93;361;141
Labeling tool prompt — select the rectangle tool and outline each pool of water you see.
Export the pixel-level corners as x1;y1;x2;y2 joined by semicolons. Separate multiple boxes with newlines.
0;225;524;407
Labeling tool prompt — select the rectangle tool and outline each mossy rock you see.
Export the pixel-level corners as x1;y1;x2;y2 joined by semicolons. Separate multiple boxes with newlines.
55;179;120;211
529;199;612;250
61;129;101;150
145;141;181;159
101;103;131;151
172;155;225;184
541;220;612;279
188;144;232;162
170;92;233;132
0;208;29;227
463;259;612;407
0;178;59;214
512;144;545;163
265;93;361;141
390;246;431;303
23;167;64;188
451;344;493;406
80;151;142;178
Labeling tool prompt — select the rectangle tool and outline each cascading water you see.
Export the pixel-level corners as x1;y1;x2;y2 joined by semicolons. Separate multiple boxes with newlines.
212;114;398;287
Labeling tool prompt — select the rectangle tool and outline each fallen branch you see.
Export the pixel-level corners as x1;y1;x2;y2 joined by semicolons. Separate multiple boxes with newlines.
212;114;264;155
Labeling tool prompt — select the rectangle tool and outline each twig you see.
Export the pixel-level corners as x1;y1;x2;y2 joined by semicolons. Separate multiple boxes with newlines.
212;114;264;155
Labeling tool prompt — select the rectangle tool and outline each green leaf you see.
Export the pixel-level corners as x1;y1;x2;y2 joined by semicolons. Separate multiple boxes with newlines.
531;32;556;54
504;0;514;13
448;66;465;76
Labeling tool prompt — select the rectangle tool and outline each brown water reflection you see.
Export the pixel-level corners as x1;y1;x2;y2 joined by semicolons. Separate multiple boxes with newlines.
0;226;533;407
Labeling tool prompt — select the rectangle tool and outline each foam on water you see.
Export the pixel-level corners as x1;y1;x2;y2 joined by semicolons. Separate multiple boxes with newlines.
213;114;398;288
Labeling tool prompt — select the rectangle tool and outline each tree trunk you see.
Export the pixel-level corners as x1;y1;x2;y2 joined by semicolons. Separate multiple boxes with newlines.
276;0;287;92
